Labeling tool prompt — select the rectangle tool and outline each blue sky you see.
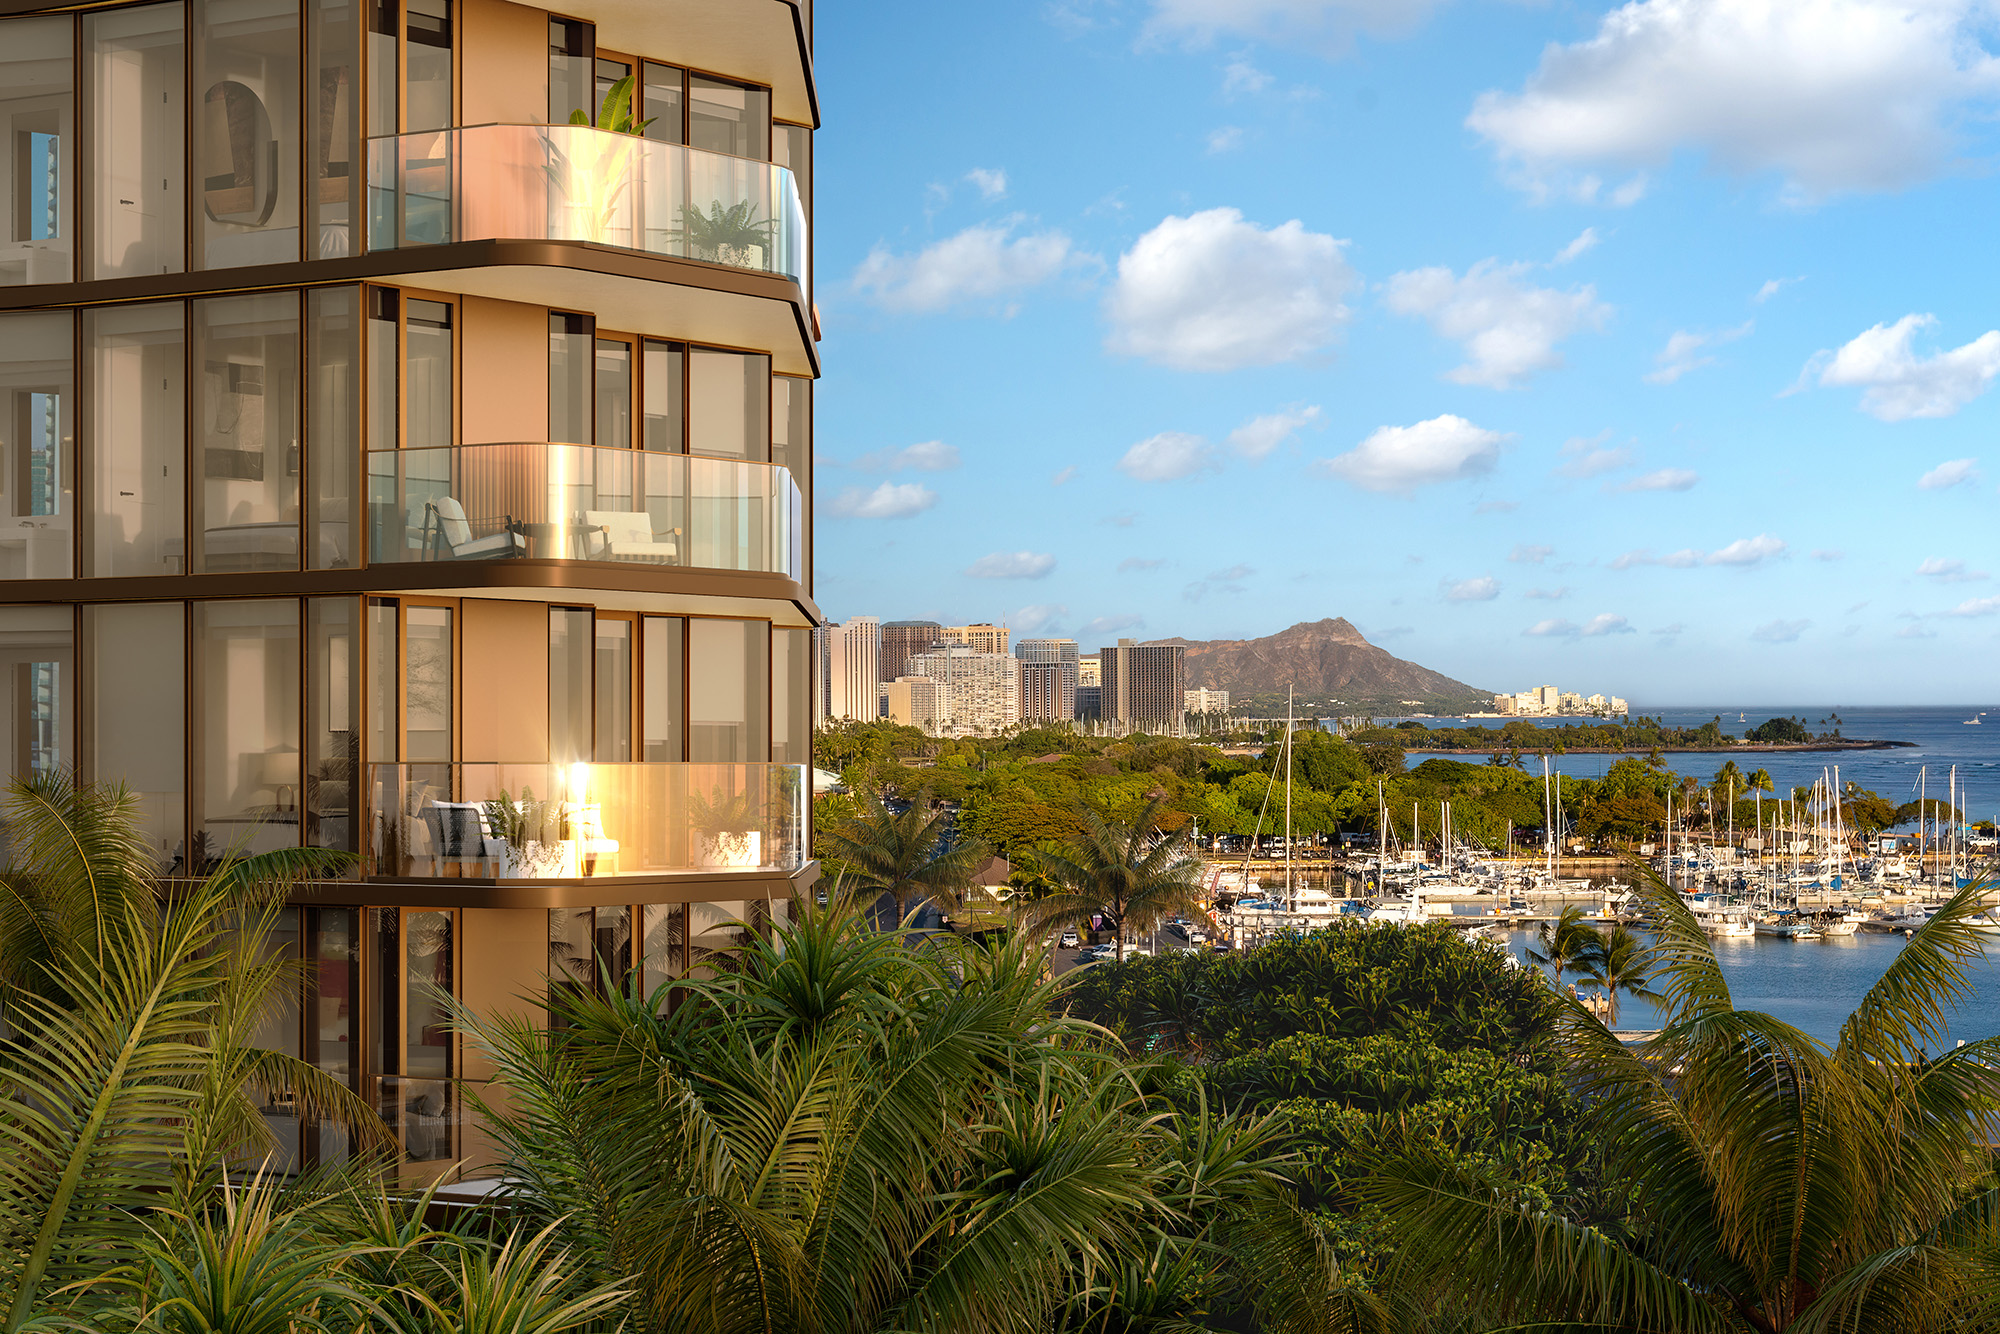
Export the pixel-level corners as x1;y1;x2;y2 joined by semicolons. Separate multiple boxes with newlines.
810;0;2000;705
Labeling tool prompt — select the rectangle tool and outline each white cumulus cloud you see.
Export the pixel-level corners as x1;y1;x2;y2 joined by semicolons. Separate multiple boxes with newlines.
1228;405;1322;460
964;167;1008;199
1612;534;1787;568
1011;604;1067;634
1945;596;2000;617
1314;415;1510;495
850;440;961;472
1106;208;1356;371
966;551;1057;579
1524;618;1580;637
1811;315;2000;420
1443;575;1501;602
1467;0;2000;201
1384;259;1611;389
1918;557;1989;582
1918;457;1981;489
826;482;939;520
1647;322;1751;385
1144;0;1445;53
1118;431;1216;482
854;220;1080;313
1582;613;1636;635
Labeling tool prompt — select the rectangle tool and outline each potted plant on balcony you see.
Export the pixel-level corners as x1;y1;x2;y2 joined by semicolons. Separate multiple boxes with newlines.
690;786;764;869
542;74;653;246
483;787;566;878
673;199;777;270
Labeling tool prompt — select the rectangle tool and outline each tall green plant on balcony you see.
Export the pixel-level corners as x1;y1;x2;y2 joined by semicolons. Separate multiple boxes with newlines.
672;199;778;269
542;74;652;246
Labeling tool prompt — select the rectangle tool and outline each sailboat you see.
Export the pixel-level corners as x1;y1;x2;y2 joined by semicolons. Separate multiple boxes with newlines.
1965;712;1985;725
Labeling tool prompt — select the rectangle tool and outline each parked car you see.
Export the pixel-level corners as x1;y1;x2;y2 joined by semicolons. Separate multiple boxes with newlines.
1059;929;1080;948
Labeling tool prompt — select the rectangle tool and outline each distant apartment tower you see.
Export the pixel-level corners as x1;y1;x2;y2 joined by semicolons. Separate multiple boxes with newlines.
942;622;1010;655
879;620;943;682
825;618;881;721
1099;639;1186;733
1185;687;1230;714
1077;654;1101;686
1610;696;1630;715
885;676;943;731
1014;638;1079;720
1492;692;1517;716
907;645;1019;734
1537;684;1561;712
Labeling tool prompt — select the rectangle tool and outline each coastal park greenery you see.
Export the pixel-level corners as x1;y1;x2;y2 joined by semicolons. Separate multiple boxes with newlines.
811;720;1948;869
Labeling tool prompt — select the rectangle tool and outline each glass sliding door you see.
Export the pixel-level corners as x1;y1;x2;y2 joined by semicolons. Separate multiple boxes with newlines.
548;312;589;446
688;618;767;762
0;606;71;790
306;906;359;1165
0;16;75;286
369;905;456;1168
688;348;768;461
193;599;301;862
308;285;359;568
86;602;185;870
595;338;631;450
87;3;185;279
194;292;301;573
306;597;359;853
193;0;301;268
640;339;683;452
311;0;360;258
87;302;186;578
548;606;590;764
0;311;73;579
594;614;632;762
641;615;682;761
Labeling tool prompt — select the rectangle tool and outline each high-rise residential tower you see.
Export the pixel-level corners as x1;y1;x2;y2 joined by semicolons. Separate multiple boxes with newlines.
0;0;818;1183
1099;639;1186;734
1014;637;1077;720
878;619;942;682
824;617;880;720
940;622;1008;655
905;644;1018;735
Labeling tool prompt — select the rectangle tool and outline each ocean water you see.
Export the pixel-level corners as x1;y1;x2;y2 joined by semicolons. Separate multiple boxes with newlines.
1500;927;2000;1049
1399;705;2000;821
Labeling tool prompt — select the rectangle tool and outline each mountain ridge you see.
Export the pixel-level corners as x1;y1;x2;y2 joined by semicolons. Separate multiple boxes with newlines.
1140;618;1489;711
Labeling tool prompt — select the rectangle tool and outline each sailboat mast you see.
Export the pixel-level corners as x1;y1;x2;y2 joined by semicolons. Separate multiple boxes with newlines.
1283;686;1294;908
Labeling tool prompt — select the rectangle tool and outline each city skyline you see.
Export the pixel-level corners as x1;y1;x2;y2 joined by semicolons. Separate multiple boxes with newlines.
814;1;2000;704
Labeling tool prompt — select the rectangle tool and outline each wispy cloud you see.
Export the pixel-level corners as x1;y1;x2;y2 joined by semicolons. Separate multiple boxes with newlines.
1443;576;1500;602
1612;534;1787;570
1556;431;1633;479
849;440;962;472
1581;613;1634;636
1118;556;1166;572
1618;468;1700;493
1118;431;1216;482
1646;322;1751;385
1509;543;1553;564
1552;227;1599;264
1918;557;1989;583
964;167;1008;199
1751;619;1810;644
826;482;939;520
1918;458;1979;490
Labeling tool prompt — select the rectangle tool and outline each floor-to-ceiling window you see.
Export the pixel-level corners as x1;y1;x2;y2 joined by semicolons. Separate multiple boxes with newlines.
87;3;185;279
85;601;185;869
0;16;74;286
0;311;73;579
193;0;301;268
87;303;186;577
194;293;301;572
193;598;301;862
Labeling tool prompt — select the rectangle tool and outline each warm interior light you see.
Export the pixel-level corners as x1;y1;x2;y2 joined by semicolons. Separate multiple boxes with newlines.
569;762;590;802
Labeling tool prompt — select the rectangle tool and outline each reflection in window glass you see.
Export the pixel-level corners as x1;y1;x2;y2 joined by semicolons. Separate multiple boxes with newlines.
641;339;683;452
640;903;683;994
595;617;630;762
308;906;359;1164
641;62;683;144
403;605;451;763
312;0;360;259
365;287;397;451
308;286;359;567
405;298;450;450
87;302;186;577
248;907;304;1168
547;18;589;124
365;598;397;765
195;292;301;573
88;3;185;279
402;0;451;134
0;606;71;786
0;311;74;579
306;597;359;854
87;602;184;868
194;598;301;862
688;618;767;763
688;348;768;461
773;122;810;218
641;615;682;762
770;374;808;475
688;900;747;978
365;0;394;138
195;0;301;268
771;627;808;766
0;16;74;285
548;606;591;764
595;339;630;450
400;907;453;1161
547;312;589;446
688;75;768;160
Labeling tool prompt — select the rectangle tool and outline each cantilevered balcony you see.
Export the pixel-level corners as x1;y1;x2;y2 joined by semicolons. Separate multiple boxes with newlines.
366;761;806;881
366;442;801;579
366;125;807;289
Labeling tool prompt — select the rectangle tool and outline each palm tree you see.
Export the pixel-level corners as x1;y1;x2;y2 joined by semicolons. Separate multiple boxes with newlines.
1019;796;1206;962
1747;767;1775;795
1525;904;1603;985
461;896;1372;1334
1367;869;2000;1333
0;771;380;1328
1573;922;1661;1024
817;788;987;929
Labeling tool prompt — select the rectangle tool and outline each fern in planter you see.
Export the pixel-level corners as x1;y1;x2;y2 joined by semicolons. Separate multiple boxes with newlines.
689;787;765;868
672;200;777;268
482;788;565;877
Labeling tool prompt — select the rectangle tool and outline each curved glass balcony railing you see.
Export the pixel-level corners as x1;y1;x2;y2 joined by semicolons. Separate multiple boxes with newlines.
365;443;801;578
366;125;808;288
365;761;807;880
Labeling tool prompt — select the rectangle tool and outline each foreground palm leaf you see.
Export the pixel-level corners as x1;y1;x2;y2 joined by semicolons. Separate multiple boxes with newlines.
1364;866;2000;1333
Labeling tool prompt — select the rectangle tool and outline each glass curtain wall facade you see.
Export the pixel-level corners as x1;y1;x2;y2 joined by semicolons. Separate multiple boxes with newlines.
0;0;819;1183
